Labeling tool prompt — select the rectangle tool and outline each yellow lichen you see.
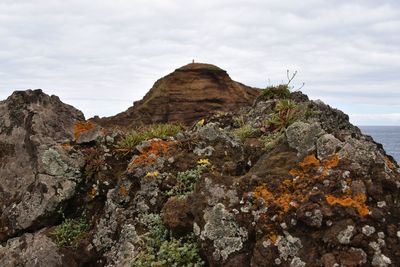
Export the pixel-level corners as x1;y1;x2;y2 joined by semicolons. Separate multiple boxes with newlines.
325;193;369;217
74;122;95;140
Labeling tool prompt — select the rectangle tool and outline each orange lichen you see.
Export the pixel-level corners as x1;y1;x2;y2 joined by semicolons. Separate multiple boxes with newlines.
299;154;320;170
253;184;294;214
254;185;274;202
119;186;128;196
325;193;369;217
289;153;340;180
385;156;396;171
61;143;73;150
131;140;175;167
74;122;95;140
269;234;278;244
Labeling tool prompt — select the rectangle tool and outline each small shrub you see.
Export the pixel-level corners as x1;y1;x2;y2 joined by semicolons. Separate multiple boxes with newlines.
133;213;204;267
265;99;299;131
53;217;89;248
233;124;260;141
260;84;291;101
116;124;182;153
166;166;206;197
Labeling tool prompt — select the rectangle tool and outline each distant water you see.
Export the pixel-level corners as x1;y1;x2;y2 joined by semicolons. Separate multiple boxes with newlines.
359;126;400;163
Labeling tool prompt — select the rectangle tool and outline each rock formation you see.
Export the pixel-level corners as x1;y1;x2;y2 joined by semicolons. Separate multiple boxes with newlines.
93;63;260;128
1;65;400;267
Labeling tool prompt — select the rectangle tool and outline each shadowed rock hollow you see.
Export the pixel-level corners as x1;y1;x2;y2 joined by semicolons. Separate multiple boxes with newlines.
93;63;260;128
1;64;400;267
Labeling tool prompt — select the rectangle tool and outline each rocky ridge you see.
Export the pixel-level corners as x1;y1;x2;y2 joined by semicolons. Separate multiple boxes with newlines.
1;64;400;267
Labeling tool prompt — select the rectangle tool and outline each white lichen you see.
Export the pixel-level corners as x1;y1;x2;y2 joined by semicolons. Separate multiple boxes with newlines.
362;225;376;237
337;225;354;244
200;203;248;261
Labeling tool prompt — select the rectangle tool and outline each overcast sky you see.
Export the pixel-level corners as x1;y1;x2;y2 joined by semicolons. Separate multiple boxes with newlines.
0;0;399;125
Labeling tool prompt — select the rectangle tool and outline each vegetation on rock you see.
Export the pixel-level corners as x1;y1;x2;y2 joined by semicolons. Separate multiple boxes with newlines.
116;123;182;153
52;217;89;248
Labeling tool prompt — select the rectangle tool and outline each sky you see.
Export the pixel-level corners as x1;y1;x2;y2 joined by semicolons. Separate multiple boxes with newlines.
0;0;399;125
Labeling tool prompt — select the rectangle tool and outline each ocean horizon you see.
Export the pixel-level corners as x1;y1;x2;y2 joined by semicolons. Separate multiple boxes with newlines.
359;125;400;163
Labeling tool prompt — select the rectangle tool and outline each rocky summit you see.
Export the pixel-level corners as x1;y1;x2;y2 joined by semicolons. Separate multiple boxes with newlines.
1;64;400;267
93;63;260;128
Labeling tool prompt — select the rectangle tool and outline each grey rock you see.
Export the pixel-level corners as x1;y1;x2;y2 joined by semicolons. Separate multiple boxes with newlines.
76;125;104;144
286;121;324;156
0;231;65;267
316;133;342;160
0;89;85;241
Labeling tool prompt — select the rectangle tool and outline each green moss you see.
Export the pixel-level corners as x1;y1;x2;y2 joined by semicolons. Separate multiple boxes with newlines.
52;217;89;248
259;131;285;151
115;123;182;152
260;84;291;101
133;213;204;267
166;166;206;197
233;124;260;141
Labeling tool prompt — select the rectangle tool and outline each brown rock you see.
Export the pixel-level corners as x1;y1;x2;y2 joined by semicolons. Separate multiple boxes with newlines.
161;196;193;234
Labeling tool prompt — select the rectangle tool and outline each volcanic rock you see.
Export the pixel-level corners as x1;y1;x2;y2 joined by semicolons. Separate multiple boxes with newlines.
93;63;260;128
1;65;400;267
0;89;85;241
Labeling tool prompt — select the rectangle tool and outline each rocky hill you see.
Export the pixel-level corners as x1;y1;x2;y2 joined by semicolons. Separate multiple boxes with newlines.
92;63;260;128
1;65;400;267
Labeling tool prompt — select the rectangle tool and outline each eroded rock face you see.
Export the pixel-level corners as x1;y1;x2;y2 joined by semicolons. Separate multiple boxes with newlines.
0;89;85;241
93;63;261;128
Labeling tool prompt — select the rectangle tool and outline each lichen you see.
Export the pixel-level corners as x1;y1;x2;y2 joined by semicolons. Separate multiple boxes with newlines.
200;203;248;261
73;121;95;140
130;140;175;168
337;225;355;244
325;194;369;217
276;231;303;261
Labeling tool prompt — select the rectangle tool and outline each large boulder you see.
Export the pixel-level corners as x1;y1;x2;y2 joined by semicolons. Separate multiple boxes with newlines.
0;89;85;241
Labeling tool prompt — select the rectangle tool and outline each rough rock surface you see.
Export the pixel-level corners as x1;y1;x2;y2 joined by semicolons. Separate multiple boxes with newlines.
93;63;260;128
1;65;400;267
0;89;85;241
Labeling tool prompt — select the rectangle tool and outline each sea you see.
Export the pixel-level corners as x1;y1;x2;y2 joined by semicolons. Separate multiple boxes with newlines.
359;126;400;163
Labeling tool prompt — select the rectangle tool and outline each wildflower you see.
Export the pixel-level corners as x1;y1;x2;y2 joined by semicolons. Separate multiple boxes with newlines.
196;119;205;127
197;158;211;167
145;171;159;177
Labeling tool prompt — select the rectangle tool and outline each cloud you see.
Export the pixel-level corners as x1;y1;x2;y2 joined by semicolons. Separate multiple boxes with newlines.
350;113;400;126
0;0;399;124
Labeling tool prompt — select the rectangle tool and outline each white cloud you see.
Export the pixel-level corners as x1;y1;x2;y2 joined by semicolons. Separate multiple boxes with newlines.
350;113;400;126
0;0;399;123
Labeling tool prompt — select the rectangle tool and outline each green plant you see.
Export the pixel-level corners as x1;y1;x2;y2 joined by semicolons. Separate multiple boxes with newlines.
115;123;182;153
260;84;291;100
265;99;299;131
52;217;89;248
259;131;285;151
166;166;206;197
133;214;204;267
233;124;260;141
